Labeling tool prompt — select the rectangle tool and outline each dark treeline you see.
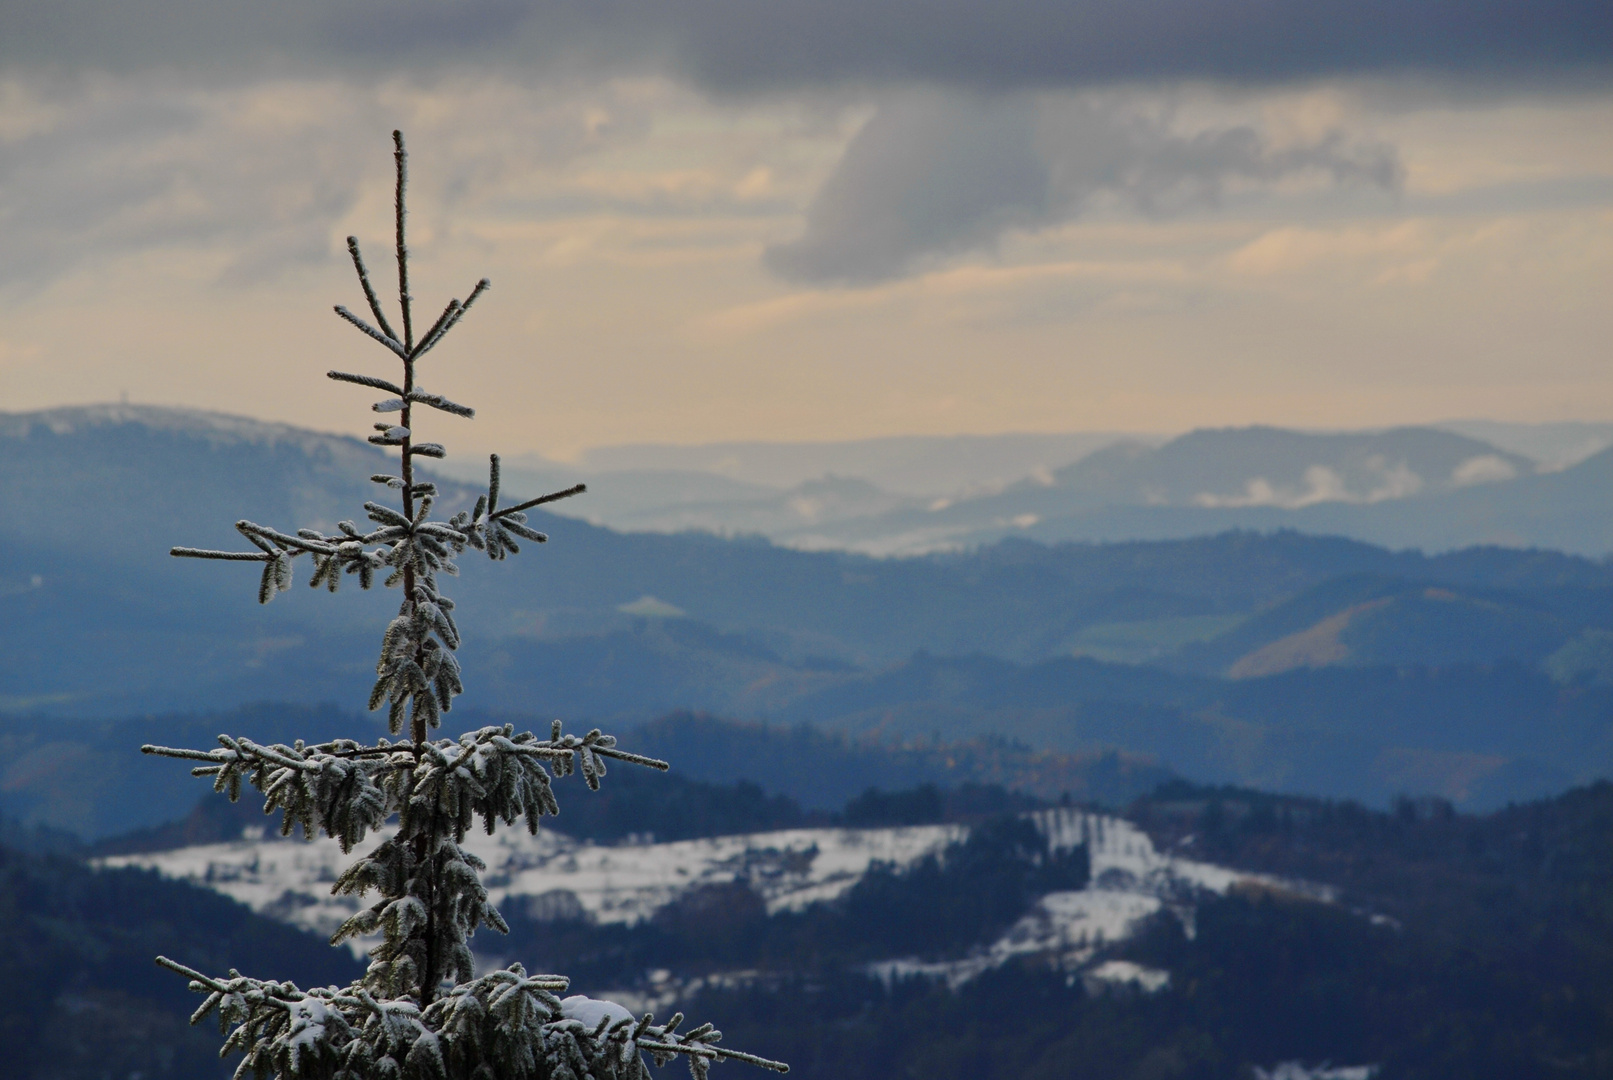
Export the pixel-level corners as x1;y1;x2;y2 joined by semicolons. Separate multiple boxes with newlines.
687;882;1606;1080
0;845;360;1079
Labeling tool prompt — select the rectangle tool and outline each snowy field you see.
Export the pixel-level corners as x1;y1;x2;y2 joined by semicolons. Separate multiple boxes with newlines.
863;808;1333;989
100;808;1327;978
101;821;965;950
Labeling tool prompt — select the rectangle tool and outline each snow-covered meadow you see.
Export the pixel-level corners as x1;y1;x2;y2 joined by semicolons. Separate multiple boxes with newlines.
101;807;1325;986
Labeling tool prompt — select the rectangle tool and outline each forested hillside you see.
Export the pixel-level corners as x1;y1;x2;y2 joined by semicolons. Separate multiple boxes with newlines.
0;843;359;1079
32;776;1608;1079
653;782;1613;1079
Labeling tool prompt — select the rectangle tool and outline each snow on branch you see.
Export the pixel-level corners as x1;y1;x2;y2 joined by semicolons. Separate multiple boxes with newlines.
330;370;406;396
346;236;400;345
170;547;273;562
490;483;588;522
159;955;786;1080
142;723;666;850
335;304;410;359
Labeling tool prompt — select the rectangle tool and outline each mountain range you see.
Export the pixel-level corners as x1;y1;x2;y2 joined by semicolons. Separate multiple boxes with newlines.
434;420;1613;556
3;404;1612;819
5;402;1609;1079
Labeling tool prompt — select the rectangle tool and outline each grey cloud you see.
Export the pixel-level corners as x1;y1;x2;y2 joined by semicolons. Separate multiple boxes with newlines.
2;0;1608;89
765;94;1402;285
764;96;1048;285
0;90;376;290
0;74;674;290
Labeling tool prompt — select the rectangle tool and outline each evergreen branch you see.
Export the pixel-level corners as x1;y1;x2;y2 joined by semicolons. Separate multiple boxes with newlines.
459;277;490;316
411;298;461;359
479;741;667;769
638;1040;791;1072
588;746;671;770
346;236;399;343
408;391;475;418
155;957;309;1012
489;483;588;521
363;502;411;527
142;744;229;762
329;370;405;396
295;744;401;759
155;955;232;994
414;278;490;360
237;521;338;555
334;305;409;358
170;547;272;561
394;130;413;350
233;736;322;772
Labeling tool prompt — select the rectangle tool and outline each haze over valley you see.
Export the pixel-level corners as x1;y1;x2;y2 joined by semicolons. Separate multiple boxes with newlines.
5;404;1612;829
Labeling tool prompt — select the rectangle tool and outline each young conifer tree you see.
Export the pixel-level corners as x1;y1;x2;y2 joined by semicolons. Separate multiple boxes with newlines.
143;132;787;1080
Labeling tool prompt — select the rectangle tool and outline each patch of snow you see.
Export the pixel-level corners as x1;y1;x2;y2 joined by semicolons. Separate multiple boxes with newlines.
1032;808;1333;905
867;810;1334;989
101;807;1330;993
1008;889;1166;954
99;822;965;955
1192;461;1423;509
1082;959;1171;996
560;996;636;1031
482;824;965;923
616;595;686;618
1451;454;1517;487
1254;1065;1379;1080
867;889;1171;991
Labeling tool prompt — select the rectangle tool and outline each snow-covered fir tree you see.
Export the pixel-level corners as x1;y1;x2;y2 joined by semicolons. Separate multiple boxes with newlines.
144;132;788;1080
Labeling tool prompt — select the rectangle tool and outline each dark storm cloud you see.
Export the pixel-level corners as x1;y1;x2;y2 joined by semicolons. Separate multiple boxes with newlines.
2;0;1609;89
765;94;1402;285
0;0;1597;290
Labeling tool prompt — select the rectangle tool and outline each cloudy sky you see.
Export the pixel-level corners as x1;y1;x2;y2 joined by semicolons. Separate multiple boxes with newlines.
1;0;1609;456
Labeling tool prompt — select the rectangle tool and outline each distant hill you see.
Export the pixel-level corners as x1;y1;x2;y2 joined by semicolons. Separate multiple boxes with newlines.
430;422;1613;557
824;425;1613;555
1170;572;1607;677
0;704;1174;840
562;431;1148;496
997;441;1613;558
767;652;1611;809
1046;425;1531;508
5;404;1613;812
1438;418;1613;471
